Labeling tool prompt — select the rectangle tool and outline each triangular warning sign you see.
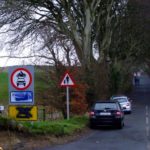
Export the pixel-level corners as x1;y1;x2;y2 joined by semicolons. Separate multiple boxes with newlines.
60;72;75;87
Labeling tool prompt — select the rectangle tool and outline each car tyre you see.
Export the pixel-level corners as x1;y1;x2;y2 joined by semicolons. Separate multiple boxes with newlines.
128;111;132;114
89;122;95;129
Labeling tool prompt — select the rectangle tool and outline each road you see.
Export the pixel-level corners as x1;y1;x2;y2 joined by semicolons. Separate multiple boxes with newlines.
41;74;150;150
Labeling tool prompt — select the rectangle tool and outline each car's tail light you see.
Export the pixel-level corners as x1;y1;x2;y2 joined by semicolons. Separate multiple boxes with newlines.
89;111;95;117
115;111;122;116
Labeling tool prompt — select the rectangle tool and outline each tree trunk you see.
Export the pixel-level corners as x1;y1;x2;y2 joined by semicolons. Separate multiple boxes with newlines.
94;61;110;100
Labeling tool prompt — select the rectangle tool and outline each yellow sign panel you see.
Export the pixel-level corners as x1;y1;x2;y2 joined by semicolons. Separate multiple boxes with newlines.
9;106;38;121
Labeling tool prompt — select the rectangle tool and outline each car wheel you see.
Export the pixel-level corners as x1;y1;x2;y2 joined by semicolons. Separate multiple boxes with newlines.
128;111;132;114
89;122;95;129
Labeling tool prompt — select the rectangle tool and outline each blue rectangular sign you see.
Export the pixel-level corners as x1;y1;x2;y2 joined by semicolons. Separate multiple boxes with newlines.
10;91;33;104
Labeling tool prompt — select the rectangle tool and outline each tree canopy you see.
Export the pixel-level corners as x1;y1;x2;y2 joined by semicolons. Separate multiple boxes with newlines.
0;0;128;68
0;0;149;103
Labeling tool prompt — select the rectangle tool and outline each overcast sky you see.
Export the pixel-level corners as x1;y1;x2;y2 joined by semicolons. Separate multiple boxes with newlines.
0;48;34;67
0;57;27;67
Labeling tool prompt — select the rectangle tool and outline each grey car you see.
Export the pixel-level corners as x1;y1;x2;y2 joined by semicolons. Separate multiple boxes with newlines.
110;96;132;114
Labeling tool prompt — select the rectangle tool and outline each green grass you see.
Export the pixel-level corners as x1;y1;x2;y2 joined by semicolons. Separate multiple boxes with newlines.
34;71;50;92
21;116;88;136
0;116;88;136
0;72;8;104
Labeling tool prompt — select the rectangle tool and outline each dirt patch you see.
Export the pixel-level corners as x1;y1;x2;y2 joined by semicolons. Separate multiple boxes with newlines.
0;128;91;150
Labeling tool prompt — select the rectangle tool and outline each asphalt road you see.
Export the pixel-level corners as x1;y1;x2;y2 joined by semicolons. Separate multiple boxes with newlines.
41;74;150;150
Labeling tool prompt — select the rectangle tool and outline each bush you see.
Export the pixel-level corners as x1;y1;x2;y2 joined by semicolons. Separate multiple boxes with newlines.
70;84;88;115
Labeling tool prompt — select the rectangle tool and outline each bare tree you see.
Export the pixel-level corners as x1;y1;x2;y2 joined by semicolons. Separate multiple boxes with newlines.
0;0;127;99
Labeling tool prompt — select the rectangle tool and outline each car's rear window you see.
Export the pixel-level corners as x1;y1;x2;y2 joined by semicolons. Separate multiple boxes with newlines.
113;98;128;103
94;103;118;110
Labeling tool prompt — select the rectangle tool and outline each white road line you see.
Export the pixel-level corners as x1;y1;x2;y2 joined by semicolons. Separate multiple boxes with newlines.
146;126;150;137
146;117;149;125
145;105;150;150
147;143;150;150
146;105;149;116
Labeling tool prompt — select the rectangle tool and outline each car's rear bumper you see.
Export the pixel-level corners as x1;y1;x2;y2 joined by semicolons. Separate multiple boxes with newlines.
122;108;132;113
90;117;123;127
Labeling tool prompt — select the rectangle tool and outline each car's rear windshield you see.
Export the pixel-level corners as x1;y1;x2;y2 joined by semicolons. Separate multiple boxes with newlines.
94;103;118;110
113;98;128;103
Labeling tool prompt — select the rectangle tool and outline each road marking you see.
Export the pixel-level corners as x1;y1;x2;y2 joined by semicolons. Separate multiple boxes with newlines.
146;117;149;125
146;105;149;116
145;105;150;150
147;143;150;150
146;126;150;137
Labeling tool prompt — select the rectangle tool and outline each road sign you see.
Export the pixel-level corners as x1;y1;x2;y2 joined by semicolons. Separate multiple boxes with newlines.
10;91;33;104
11;68;32;90
0;106;4;111
60;72;75;87
9;106;37;121
9;66;34;105
60;71;76;120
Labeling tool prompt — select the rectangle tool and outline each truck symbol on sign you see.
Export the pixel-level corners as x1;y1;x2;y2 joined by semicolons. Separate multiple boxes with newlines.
16;71;26;87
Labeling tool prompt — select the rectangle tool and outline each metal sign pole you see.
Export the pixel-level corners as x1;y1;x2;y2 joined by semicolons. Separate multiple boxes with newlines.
66;86;70;120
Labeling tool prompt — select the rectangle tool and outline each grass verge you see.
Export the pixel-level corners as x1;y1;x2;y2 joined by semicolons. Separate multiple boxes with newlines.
0;116;88;136
22;116;88;136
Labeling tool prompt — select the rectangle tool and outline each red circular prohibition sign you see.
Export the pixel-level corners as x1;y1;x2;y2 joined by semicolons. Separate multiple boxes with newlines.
11;68;32;90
